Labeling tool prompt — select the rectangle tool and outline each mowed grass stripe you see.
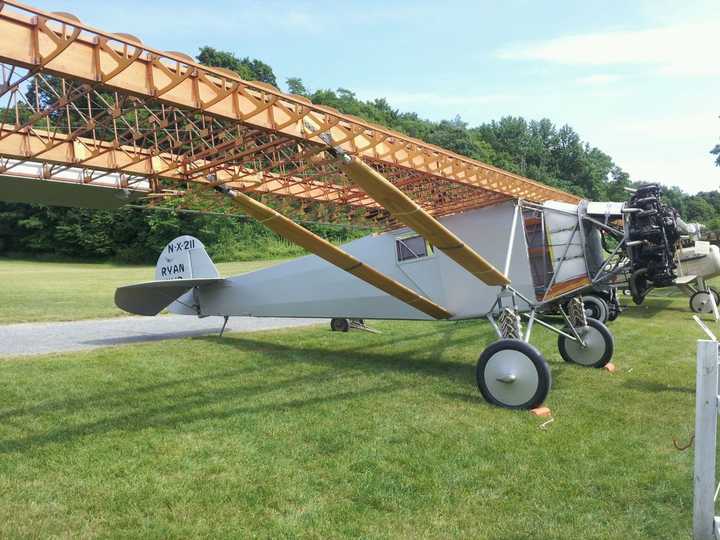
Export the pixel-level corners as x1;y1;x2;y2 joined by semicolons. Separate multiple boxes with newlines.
0;291;710;538
0;258;279;324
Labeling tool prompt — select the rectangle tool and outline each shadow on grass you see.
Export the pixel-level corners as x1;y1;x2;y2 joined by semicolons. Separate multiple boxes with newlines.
623;378;693;395
201;327;480;385
1;320;598;453
440;391;482;404
0;325;471;421
0;365;262;421
617;299;675;319
0;323;489;454
0;379;403;454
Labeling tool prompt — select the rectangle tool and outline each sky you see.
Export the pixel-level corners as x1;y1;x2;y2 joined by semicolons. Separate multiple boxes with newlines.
23;0;720;194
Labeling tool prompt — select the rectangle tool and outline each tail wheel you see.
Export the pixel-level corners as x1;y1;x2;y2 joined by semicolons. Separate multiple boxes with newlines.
690;289;720;314
581;294;609;323
330;318;349;332
558;318;614;368
476;339;551;410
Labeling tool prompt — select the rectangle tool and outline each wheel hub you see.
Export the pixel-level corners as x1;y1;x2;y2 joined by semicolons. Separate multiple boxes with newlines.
691;292;716;314
564;326;605;366
484;350;540;407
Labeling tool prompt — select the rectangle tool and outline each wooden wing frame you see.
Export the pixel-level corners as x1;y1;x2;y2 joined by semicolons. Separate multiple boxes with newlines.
0;1;585;316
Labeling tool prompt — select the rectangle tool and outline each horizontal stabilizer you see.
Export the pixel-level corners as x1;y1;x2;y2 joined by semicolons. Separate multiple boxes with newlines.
115;278;224;316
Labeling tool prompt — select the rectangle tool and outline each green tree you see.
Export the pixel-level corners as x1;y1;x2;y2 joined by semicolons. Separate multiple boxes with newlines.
605;166;631;202
196;47;277;86
286;77;308;96
686;196;715;223
243;58;277;86
426;116;494;163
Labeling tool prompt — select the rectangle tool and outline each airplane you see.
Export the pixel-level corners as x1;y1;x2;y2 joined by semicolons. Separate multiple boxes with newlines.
542;204;719;323
0;2;706;410
115;175;690;410
674;240;720;314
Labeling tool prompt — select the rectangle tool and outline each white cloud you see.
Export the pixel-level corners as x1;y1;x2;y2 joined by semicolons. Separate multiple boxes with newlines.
587;111;720;193
576;74;621;86
497;22;720;77
619;154;719;194
614;111;719;141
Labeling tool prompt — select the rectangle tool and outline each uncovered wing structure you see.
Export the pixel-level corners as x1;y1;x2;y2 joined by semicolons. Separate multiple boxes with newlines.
4;1;684;411
0;0;581;321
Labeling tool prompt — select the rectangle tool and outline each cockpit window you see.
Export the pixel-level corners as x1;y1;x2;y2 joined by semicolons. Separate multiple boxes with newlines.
396;235;432;262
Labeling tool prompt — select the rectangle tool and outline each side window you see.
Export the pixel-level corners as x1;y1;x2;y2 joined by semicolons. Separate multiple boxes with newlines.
396;235;432;262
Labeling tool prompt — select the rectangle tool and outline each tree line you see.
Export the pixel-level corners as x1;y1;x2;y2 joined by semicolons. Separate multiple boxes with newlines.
1;47;718;262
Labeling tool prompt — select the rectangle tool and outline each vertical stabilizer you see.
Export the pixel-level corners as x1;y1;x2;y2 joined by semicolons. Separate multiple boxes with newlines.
115;236;223;316
155;235;219;281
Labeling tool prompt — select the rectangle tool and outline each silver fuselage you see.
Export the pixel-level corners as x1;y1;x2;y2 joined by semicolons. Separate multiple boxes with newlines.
171;201;537;320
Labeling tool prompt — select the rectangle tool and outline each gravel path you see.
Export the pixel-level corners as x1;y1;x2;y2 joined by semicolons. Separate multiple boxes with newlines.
0;315;324;357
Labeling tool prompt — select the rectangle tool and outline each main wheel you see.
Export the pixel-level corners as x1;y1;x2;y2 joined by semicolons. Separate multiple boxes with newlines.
690;289;720;314
581;294;609;323
558;318;614;368
476;339;551;410
330;318;349;332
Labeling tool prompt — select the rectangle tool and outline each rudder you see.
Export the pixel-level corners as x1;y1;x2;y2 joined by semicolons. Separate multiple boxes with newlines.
155;235;219;281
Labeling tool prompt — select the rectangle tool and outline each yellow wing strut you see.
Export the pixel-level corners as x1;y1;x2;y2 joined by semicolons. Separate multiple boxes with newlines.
341;156;511;286
216;186;452;320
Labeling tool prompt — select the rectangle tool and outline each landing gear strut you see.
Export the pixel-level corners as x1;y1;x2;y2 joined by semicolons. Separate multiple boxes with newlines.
557;297;614;368
477;294;615;410
606;289;622;322
478;305;552;410
330;318;375;332
578;294;609;324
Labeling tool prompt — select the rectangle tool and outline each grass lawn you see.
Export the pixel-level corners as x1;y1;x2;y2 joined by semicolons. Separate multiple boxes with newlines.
0;287;712;538
0;258;279;324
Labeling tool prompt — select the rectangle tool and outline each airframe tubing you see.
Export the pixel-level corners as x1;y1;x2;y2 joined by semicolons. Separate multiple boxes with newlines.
341;156;510;287
215;186;452;320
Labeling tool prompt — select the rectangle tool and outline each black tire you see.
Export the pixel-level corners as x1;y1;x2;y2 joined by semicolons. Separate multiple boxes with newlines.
476;339;551;410
558;318;614;368
592;290;612;303
581;295;609;323
330;318;349;332
689;289;720;314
